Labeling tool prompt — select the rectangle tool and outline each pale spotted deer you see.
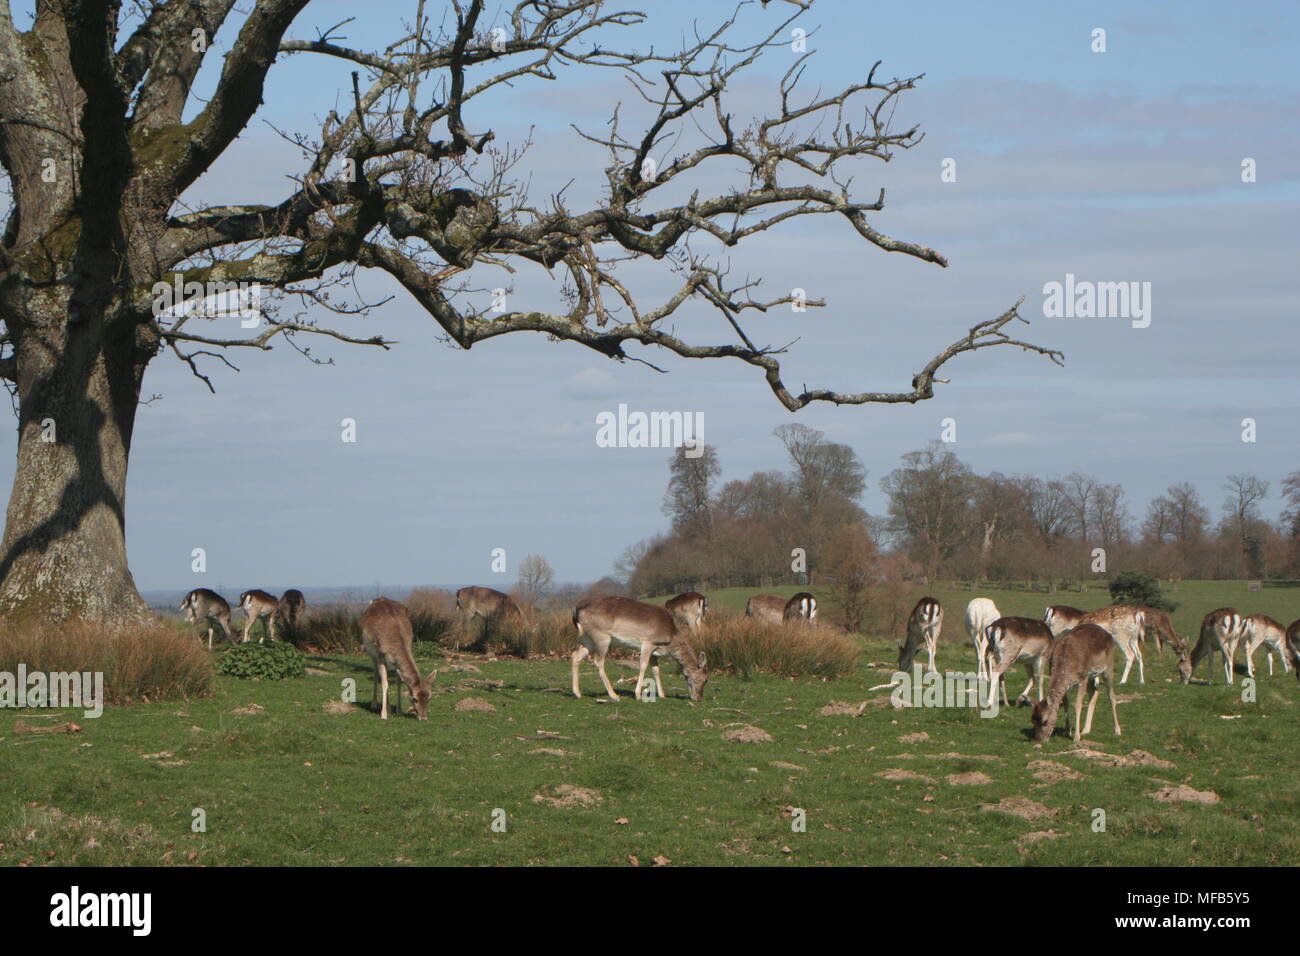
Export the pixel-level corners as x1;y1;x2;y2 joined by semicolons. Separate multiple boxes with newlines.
1043;604;1086;638
180;588;236;649
898;597;943;673
783;592;817;623
1137;606;1193;684
665;591;707;631
571;596;707;702
965;597;1002;680
239;589;280;643
984;616;1052;708
745;594;788;624
1031;623;1122;744
1190;607;1244;684
360;597;435;719
1242;613;1291;678
1081;605;1148;684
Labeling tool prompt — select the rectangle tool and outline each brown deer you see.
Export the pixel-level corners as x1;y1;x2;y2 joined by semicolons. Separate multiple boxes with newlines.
1137;606;1193;684
1242;613;1291;678
274;588;306;637
665;591;707;631
898;597;943;673
360;597;436;719
745;594;788;624
1287;620;1300;683
456;585;522;624
984;616;1053;707
239;589;280;643
1031;623;1122;744
1190;607;1244;684
572;596;707;702
180;588;236;649
783;592;817;623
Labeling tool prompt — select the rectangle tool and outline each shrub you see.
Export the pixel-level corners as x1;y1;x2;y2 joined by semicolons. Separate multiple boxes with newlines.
482;611;576;658
291;605;361;654
1109;570;1177;612
690;614;859;679
216;642;305;680
0;619;213;703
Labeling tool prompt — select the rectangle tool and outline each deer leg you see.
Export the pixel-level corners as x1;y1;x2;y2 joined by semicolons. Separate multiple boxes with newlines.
634;643;654;700
570;644;590;698
652;662;665;699
1073;686;1086;743
594;653;619;702
377;663;389;719
1083;680;1101;737
1109;678;1122;736
926;635;937;673
1136;644;1145;684
1117;643;1134;684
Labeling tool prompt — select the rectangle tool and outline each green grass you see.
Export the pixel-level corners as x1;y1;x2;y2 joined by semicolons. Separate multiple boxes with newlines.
0;581;1295;866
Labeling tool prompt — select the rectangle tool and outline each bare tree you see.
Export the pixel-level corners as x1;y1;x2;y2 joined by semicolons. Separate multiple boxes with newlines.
1222;474;1269;578
516;553;554;603
0;1;1059;621
663;445;720;539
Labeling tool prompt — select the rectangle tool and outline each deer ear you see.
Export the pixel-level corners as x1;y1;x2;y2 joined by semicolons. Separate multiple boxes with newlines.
697;652;708;669
424;668;438;686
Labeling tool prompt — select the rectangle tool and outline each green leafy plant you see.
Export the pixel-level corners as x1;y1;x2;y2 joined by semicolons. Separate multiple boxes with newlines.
1109;570;1177;612
217;642;305;681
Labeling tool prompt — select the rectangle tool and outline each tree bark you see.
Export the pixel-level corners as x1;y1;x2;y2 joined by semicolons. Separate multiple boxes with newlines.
0;304;150;623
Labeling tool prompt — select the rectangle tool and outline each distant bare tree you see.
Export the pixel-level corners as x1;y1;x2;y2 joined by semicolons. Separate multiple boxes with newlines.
516;554;554;603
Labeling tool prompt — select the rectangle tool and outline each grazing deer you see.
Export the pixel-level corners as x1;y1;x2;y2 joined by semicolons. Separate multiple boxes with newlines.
1080;605;1147;684
1137;606;1193;684
571;596;708;702
1043;605;1086;638
1242;614;1291;678
360;597;435;719
1031;623;1122;744
745;594;788;624
239;589;281;643
965;598;1002;680
783;592;817;623
1190;607;1244;684
274;588;306;637
456;585;522;623
665;591;707;631
898;597;943;673
1287;620;1300;682
984;616;1053;707
180;588;236;649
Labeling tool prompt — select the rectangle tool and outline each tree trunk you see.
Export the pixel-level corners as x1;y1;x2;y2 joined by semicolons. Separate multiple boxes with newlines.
0;311;150;624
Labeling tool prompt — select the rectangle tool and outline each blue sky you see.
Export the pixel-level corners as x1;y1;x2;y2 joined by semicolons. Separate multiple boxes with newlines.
4;1;1297;592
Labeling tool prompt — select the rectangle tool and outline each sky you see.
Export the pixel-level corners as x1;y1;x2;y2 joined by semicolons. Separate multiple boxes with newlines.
3;0;1298;594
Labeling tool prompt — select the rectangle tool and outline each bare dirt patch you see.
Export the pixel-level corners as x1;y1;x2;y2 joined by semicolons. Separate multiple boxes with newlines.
322;700;357;714
454;697;496;712
723;725;773;743
875;768;935;783
947;771;993;786
980;796;1059;821
229;704;264;715
818;701;866;717
1150;785;1220;805
770;761;806;771
1027;759;1084;783
898;731;930;745
532;784;603;809
1067;748;1175;769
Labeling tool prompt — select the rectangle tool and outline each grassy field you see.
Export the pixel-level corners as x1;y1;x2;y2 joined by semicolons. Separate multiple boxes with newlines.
1;581;1296;866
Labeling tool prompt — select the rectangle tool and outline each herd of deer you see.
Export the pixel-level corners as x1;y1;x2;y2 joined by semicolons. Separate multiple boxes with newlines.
181;583;1299;744
939;597;1300;744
